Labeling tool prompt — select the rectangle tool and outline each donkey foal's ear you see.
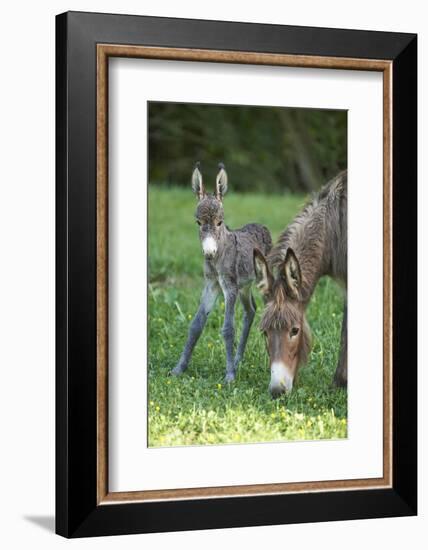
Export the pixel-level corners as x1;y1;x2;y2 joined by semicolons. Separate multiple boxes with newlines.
216;162;228;200
254;249;272;297
191;162;205;200
283;248;302;299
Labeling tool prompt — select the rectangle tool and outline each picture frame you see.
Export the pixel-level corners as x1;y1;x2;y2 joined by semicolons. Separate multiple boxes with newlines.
56;11;417;538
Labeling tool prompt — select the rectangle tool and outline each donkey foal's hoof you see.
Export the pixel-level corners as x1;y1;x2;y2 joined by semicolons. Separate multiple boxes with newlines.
169;367;184;377
224;372;236;383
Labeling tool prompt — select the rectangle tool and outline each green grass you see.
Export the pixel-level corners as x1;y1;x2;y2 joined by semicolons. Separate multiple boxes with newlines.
148;185;347;447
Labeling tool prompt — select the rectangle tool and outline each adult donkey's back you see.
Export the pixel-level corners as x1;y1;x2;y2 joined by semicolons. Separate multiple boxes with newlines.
171;162;272;382
254;170;347;397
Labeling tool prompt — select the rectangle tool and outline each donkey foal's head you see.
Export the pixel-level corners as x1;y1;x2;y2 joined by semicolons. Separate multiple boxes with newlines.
254;248;311;398
192;162;228;260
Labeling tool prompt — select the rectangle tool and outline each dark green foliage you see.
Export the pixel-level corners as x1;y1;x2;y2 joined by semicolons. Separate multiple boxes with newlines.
148;102;347;193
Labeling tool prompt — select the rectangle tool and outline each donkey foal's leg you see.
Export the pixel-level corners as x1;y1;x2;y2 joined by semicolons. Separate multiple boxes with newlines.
234;288;256;369
333;301;347;388
221;285;238;383
170;282;218;376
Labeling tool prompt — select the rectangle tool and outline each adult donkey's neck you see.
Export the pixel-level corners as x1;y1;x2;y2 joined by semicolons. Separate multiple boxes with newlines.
268;171;348;304
269;202;329;304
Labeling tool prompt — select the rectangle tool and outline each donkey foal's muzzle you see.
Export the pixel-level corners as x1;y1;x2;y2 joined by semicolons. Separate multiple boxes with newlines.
201;236;218;259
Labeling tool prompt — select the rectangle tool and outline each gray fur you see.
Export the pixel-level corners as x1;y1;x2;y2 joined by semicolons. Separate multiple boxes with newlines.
171;163;272;381
191;162;205;200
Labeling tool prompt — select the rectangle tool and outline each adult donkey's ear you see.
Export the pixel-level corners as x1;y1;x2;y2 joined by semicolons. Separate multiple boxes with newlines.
254;249;273;298
215;162;228;200
282;248;302;300
191;162;205;200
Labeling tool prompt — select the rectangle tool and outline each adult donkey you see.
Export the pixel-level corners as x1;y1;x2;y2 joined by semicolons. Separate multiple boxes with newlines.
171;162;272;382
254;170;347;397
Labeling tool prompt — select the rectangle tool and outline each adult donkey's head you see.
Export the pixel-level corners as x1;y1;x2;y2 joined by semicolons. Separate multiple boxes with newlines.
192;162;228;260
254;248;311;398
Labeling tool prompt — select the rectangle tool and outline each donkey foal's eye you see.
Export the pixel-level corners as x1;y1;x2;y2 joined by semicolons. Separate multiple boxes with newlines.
196;220;201;226
217;220;222;226
290;327;300;337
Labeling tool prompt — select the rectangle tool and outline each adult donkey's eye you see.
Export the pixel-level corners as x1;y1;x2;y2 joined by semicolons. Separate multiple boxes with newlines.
290;327;300;337
217;220;222;226
196;220;201;226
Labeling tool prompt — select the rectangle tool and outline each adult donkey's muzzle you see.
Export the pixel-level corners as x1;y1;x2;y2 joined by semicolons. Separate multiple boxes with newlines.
269;361;294;398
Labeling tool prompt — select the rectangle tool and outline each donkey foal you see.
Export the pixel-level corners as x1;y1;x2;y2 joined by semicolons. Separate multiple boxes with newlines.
171;163;272;382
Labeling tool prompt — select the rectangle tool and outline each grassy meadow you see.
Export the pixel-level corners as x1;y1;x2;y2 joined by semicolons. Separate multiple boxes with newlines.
148;186;347;447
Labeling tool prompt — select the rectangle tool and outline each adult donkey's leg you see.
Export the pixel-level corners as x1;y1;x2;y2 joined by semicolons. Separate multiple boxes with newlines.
333;300;347;388
220;278;238;382
233;286;256;370
170;281;219;376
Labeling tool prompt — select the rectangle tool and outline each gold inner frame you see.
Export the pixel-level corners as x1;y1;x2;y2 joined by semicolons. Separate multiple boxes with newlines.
96;44;393;505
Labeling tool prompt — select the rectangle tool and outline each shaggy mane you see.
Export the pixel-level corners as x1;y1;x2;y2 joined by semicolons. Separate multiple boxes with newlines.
259;279;300;332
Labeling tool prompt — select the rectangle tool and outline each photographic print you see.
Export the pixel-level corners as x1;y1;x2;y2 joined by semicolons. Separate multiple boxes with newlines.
147;101;348;447
57;14;417;536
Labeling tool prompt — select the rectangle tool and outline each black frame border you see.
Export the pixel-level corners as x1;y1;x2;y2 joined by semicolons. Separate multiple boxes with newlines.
56;11;417;538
